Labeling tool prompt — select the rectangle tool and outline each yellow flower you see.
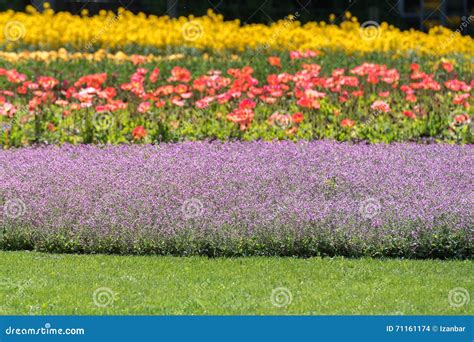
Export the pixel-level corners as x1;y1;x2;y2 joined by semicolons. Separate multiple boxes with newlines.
0;49;185;63
0;9;470;56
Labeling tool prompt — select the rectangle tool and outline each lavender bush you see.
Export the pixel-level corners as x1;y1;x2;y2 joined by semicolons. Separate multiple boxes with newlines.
0;141;472;258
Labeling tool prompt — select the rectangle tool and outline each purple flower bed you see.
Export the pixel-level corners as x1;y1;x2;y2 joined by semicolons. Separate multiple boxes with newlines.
0;141;472;258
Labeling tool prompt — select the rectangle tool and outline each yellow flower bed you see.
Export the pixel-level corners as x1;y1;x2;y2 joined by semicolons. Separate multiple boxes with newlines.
0;6;472;55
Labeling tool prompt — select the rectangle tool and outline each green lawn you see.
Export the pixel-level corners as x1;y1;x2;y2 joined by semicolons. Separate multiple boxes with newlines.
0;251;472;315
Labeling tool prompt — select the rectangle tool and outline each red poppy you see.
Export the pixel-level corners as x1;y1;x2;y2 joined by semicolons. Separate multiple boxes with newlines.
367;74;379;84
441;61;453;73
338;96;348;103
289;51;302;60
6;69;27;83
453;93;470;105
292;112;304;124
445;80;471;92
132;126;147;140
371;100;390;113
154;100;166;108
168;66;191;83
242;66;254;75
131;55;146;65
403;110;416;119
297;96;320;109
150;68;160;83
98;87;116;100
74;73;107;89
227;108;254;130
46;122;56;132
290;50;319;60
37;76;59;91
0;102;16;117
268;56;282;68
171;96;185;107
238;98;256;110
454;114;469;124
341;119;355;128
406;94;417;103
138;101;151;113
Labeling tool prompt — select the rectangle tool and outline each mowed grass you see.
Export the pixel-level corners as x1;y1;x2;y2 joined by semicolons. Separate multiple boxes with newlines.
0;251;472;315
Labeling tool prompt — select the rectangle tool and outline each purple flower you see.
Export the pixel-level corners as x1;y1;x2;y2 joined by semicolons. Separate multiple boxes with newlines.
0;141;472;258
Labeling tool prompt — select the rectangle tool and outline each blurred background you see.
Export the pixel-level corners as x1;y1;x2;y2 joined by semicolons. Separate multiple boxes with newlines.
0;0;473;34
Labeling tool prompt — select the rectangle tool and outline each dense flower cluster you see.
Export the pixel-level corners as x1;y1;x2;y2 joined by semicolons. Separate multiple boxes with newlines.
0;53;472;146
0;49;184;63
0;142;472;258
0;7;473;55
